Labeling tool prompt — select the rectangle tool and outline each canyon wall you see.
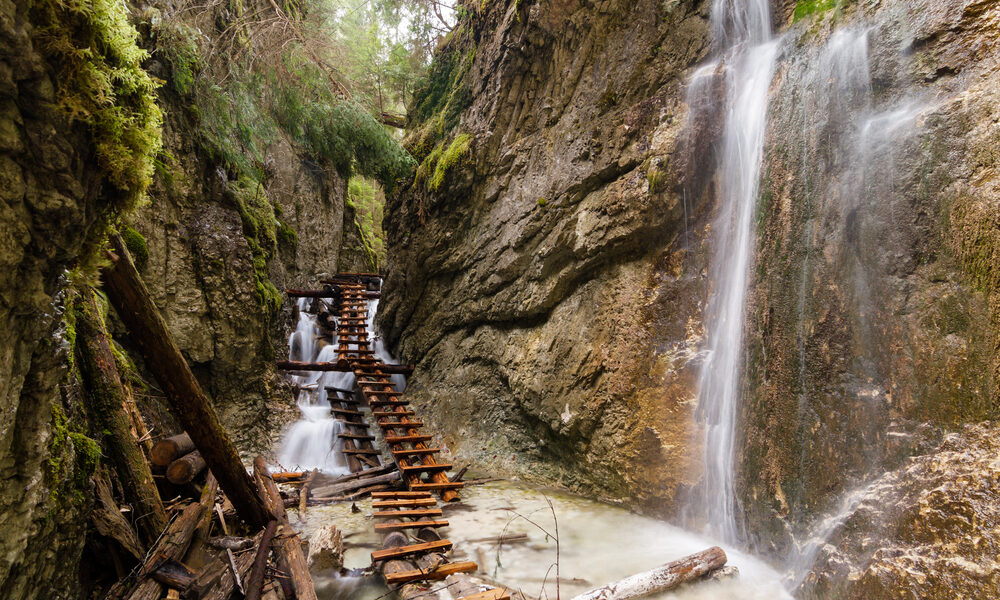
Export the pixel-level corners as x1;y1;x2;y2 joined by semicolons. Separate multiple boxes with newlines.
380;0;1000;594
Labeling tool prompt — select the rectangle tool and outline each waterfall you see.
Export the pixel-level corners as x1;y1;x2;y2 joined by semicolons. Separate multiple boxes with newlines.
277;300;352;473
688;0;780;542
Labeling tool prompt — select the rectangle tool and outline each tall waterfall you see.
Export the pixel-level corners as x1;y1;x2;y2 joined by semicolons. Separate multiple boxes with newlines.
689;0;780;542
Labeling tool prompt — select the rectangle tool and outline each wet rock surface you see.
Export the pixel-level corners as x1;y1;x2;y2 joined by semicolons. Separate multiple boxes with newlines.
798;423;1000;599
379;0;714;510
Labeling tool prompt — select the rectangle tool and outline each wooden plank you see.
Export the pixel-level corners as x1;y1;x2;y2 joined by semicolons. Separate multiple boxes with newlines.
371;491;433;499
379;421;424;429
457;589;511;600
400;463;452;474
372;508;443;519
373;410;416;418
371;540;453;563
383;561;478;585
385;435;432;444
363;390;403;396
371;498;438;508
331;408;362;416
369;400;410;407
337;434;375;440
392;448;441;457
342;448;381;455
409;482;465;491
373;520;449;532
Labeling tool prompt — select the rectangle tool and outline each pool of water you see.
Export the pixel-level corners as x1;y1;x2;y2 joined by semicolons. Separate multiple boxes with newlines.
290;480;792;600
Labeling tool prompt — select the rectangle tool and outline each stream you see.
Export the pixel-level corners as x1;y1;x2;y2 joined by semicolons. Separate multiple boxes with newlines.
291;481;792;600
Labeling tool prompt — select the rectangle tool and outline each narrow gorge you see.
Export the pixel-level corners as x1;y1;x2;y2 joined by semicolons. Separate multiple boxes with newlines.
1;0;998;598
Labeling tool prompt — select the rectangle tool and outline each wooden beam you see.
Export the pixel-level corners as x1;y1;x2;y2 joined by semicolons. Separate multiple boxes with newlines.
383;561;478;585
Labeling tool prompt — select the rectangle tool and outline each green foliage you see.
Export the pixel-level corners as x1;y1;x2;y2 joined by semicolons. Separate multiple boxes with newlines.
647;168;667;193
406;37;475;161
120;225;149;270
793;0;838;21
31;0;162;210
346;176;387;270
429;133;472;190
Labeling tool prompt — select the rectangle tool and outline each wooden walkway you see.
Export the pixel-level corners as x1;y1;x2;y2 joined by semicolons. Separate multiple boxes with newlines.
281;273;509;598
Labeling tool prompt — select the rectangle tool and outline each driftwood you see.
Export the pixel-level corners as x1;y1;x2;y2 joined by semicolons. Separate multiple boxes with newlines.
151;434;196;467
569;547;727;600
75;289;167;546
311;470;401;499
253;456;318;600
149;559;195;590
207;536;255;551
198;540;257;600
124;476;218;600
167;451;207;484
102;233;270;530
298;470;316;516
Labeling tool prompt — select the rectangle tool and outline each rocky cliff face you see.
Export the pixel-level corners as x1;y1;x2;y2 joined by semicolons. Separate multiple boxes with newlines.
0;0;159;596
380;0;715;507
380;0;1000;594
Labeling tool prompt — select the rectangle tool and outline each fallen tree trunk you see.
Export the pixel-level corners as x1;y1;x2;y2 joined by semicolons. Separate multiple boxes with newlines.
151;434;195;467
311;470;401;499
102;233;270;530
167;451;207;484
253;457;318;600
75;288;167;547
569;547;727;600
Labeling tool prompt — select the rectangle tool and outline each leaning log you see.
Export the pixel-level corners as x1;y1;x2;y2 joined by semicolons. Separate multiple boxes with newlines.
245;520;279;600
166;451;207;485
151;434;196;467
569;547;727;600
75;288;167;547
277;360;413;375
253;457;318;600
102;232;270;530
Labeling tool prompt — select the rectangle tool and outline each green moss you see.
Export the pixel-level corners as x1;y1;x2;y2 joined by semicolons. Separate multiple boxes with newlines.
793;0;838;21
647;168;667;193
47;405;100;508
429;133;473;191
598;88;619;113
31;0;162;210
120;225;149;270
230;178;283;312
537;197;547;207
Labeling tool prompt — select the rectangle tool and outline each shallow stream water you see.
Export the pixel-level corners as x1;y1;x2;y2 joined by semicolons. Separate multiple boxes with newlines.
290;480;791;600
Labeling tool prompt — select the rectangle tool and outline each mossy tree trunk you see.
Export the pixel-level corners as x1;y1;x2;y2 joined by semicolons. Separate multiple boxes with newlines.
75;288;167;547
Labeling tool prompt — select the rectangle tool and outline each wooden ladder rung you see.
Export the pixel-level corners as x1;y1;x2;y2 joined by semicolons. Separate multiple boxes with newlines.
383;561;477;585
385;435;432;444
409;482;465;491
371;491;433;499
373;410;416;418
400;463;452;474
371;539;453;563
392;448;441;457
342;448;381;455
372;498;438;508
363;390;403;396
379;421;424;429
369;400;410;407
374;519;449;532
457;589;511;600
331;408;362;416
372;508;443;519
337;434;375;440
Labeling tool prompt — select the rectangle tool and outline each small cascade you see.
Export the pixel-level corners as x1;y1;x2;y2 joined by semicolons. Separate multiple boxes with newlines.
686;0;780;543
277;300;352;474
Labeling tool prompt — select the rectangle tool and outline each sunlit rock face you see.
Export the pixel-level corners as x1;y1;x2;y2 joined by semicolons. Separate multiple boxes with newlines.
797;423;1000;599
